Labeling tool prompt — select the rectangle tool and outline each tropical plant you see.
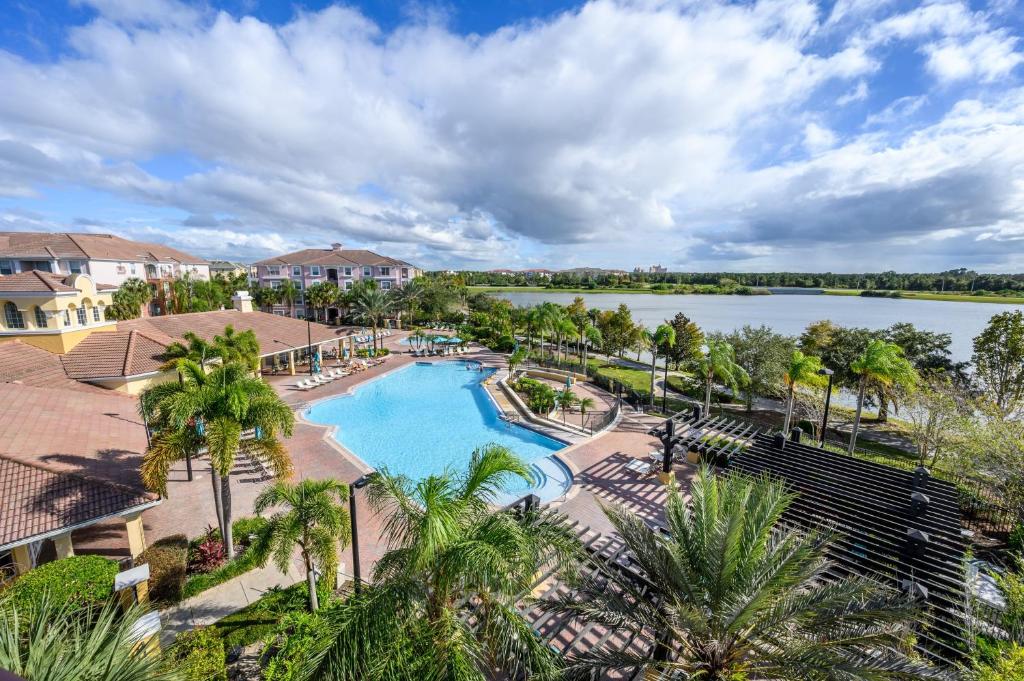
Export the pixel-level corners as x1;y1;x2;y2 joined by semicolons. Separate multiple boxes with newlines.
848;340;917;454
544;467;942;680
1;555;118;614
251;285;280;312
902;373;962;467
582;323;602;368
140;360;294;559
278;279;300;318
972;310;1024;416
108;276;153;320
0;595;179;681
161;331;222;371
214;325;260;371
695;339;749;415
646;324;676;407
304;281;340;323
307;445;580;680
664;311;704;370
507;346;528;377
252;479;352;612
724;324;796;412
578;396;596;429
350;285;393;352
390;278;425;326
782;349;825;434
556;387;577;422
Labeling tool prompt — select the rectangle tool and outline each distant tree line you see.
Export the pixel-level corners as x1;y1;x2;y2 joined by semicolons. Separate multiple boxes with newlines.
444;267;1024;294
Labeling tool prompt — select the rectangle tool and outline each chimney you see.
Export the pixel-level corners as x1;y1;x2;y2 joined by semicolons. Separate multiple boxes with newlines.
331;242;343;251
232;290;253;313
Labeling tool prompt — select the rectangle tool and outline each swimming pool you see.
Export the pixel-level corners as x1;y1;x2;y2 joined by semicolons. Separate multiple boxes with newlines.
304;361;572;503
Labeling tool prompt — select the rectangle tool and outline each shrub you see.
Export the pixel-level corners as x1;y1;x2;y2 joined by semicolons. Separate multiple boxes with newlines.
137;534;188;603
489;335;516;353
263;608;336;681
170;626;227;681
2;555;117;613
1010;524;1023;554
181;517;270;600
974;642;1024;681
189;528;226;573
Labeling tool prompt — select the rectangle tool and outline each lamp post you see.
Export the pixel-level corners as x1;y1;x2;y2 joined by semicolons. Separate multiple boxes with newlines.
817;367;834;447
349;474;374;594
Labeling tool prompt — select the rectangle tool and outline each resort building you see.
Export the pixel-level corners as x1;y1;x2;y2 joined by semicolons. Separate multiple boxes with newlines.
0;231;210;317
208;260;249;277
250;243;420;319
0;271;118;353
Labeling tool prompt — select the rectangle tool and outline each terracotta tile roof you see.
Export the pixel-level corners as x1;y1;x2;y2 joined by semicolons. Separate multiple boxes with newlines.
0;270;118;293
61;329;171;379
0;232;208;265
0;382;149;491
0;340;103;392
252;246;414;269
0;455;158;548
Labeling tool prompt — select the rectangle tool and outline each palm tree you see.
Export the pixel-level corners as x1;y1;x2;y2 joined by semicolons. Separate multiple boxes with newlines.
161;330;221;371
557;318;576;366
578;396;596;430
647;324;676;407
556;387;577;422
351;285;393;353
278;278;300;318
782;349;825;434
141;361;294;559
251;285;279;313
0;596;177;681
252;478;351;612
305;281;340;323
308;445;579;680
695;340;748;415
582;324;602;369
391;278;424;328
507;346;528;377
849;340;917;454
214;324;260;372
545;467;942;680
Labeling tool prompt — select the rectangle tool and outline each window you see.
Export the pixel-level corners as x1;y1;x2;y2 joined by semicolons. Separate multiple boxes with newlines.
345;280;353;290
77;306;87;325
402;268;409;278
343;267;352;277
4;302;25;329
93;306;101;322
63;310;71;326
97;303;105;321
380;266;390;276
292;266;301;277
34;307;47;328
68;260;85;274
310;266;321;276
363;266;371;277
267;266;281;276
271;280;282;290
0;261;14;275
380;280;392;290
130;263;137;275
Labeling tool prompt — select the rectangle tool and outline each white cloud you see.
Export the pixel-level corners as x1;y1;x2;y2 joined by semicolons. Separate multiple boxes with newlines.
836;80;869;105
923;30;1024;83
803;122;837;153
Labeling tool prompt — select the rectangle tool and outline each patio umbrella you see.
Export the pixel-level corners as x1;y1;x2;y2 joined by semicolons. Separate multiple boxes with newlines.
312;352;321;374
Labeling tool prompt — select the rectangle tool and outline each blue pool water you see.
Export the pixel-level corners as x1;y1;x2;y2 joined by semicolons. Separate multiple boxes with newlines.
304;361;572;503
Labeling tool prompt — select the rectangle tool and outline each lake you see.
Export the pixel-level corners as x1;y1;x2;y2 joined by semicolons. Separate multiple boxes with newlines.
494;291;1024;364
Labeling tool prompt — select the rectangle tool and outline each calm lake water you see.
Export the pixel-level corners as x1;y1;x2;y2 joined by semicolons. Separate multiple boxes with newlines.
495;291;1024;364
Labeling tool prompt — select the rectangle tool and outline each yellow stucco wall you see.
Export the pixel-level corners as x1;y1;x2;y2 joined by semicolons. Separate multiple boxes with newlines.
94;369;178;395
0;274;117;353
12;324;117;353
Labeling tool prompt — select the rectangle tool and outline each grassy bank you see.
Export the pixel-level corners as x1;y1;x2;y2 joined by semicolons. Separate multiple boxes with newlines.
469;285;769;295
823;289;1024;304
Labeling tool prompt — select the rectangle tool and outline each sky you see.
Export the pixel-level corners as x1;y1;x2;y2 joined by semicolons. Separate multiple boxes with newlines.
0;0;1022;273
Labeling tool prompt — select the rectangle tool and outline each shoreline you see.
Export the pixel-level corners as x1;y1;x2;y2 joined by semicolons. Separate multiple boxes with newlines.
822;289;1024;305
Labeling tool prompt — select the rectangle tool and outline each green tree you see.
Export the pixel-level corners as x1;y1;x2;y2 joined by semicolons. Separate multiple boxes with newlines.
108;277;153;320
252;478;352;612
646;324;676;407
251;286;280;313
577;396;596;430
972;310;1024;416
556;387;577;422
0;595;178;681
141;361;294;559
507;346;528;376
214;325;260;371
304;281;340;323
545;467;941;680
582;323;602;368
278;279;300;318
782;349;825;434
350;285;394;352
902;373;961;467
307;445;579;680
724;324;795;411
161;331;222;371
848;340;917;454
391;278;425;327
664;311;704;370
695;340;748;415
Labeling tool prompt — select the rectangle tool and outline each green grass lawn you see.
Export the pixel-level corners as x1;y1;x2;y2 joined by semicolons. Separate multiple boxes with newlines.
823;288;1024;304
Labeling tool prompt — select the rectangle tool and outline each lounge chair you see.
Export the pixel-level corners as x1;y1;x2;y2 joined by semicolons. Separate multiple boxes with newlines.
624;459;651;476
294;379;313;391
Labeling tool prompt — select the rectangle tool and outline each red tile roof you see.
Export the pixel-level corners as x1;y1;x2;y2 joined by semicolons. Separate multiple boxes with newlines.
0;455;158;549
0;232;207;265
0;270;118;293
252;246;414;269
61;330;171;379
0;340;105;392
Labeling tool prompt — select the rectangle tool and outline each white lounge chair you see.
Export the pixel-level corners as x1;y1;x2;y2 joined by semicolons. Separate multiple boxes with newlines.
624;459;652;476
294;379;313;391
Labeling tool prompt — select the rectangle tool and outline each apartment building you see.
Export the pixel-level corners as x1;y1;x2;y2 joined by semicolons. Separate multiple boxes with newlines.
250;243;420;319
0;232;210;316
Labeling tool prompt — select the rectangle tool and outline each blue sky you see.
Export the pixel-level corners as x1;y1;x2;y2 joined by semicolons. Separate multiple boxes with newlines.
0;0;1022;271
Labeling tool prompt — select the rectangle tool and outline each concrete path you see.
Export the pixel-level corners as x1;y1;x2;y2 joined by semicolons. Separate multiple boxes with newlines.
159;558;305;645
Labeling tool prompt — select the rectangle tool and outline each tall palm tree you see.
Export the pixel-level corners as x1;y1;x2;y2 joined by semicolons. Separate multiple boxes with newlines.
278;278;300;318
582;324;602;369
251;285;279;313
848;340;917;454
214;324;260;372
0;596;177;681
507;346;528;377
351;285;393;353
647;324;676;407
305;281;340;323
545;467;942;680
141;361;294;559
695;340;748;415
578;396;596;430
556;387;577;423
308;445;579;680
252;478;351;612
391;278;425;328
160;330;221;371
557;317;577;366
782;349;825;434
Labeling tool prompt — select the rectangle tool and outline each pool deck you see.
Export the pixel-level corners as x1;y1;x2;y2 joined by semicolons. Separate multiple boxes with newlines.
79;331;693;591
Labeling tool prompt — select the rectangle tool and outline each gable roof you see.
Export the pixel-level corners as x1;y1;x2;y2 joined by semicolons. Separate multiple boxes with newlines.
61;329;172;379
0;232;208;265
0;340;105;392
0;455;158;550
0;270;118;293
252;247;414;269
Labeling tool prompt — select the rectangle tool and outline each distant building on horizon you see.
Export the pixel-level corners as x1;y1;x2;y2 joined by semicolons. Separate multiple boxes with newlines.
208;260;249;277
250;243;420;321
634;264;667;274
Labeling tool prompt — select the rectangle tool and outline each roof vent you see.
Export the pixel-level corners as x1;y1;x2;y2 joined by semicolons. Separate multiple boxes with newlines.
331;242;343;251
905;528;930;558
901;579;930;602
912;465;931;490
911;491;930;516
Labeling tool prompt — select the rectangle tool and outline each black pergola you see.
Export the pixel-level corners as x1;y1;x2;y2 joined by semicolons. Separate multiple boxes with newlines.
647;405;760;472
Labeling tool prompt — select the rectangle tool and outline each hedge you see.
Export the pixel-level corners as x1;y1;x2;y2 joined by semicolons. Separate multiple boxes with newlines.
170;626;227;681
2;555;118;613
137;534;188;604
